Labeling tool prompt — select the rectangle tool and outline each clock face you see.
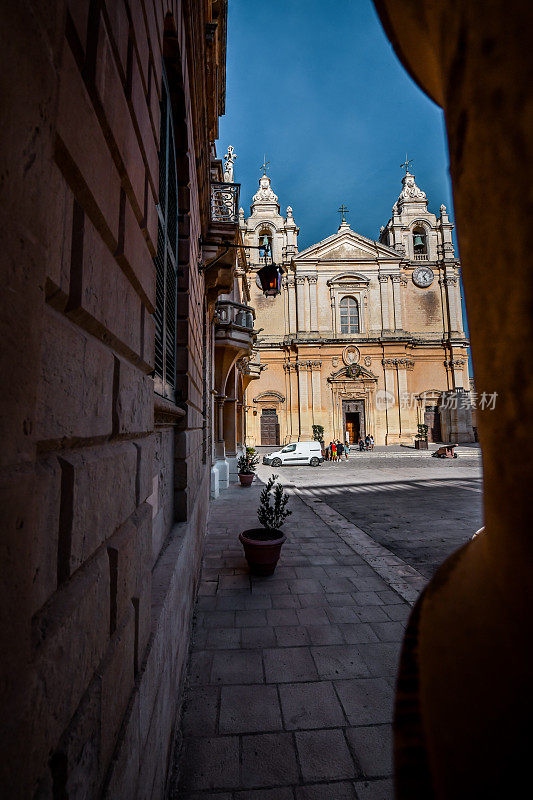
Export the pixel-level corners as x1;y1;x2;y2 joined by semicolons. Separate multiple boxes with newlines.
412;265;434;288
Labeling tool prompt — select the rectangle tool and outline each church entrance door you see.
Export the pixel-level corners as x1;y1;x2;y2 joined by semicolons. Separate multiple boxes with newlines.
261;408;280;446
342;400;365;444
345;412;360;445
424;405;442;442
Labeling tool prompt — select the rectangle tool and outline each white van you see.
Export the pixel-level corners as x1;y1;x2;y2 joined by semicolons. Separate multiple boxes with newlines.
262;441;324;467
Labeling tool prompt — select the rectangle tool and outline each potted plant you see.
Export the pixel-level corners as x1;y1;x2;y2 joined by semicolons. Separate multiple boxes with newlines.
312;424;325;453
239;474;291;575
415;423;429;449
237;451;260;486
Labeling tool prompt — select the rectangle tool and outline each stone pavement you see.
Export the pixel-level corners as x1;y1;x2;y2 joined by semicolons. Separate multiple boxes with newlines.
174;468;424;800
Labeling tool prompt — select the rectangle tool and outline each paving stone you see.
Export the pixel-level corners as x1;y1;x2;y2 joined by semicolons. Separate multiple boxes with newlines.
235;789;295;800
381;604;410;621
346;725;393;778
295;729;356;781
219;685;282;734
306;625;344;645
206;628;242;649
295;566;328;579
275;625;311;647
354;606;389;623
279;681;346;729
298;594;327;608
311;646;371;680
180;736;239;791
296;607;330;626
271;594;301;609
327;593;356;606
351;592;384;606
369;622;405;642
334;679;394;725
356;643;400;678
266;608;299;626
320;578;357;593
241;626;277;649
210;650;264;685
376;590;402;605
241;733;300;787
201;610;236;628
263;647;318;683
325;606;362;624
236;610;269;627
353;778;394;799
188;651;214;685
288;578;323;594
181;686;219;736
339;624;380;644
295;782;357;800
252;580;291;595
184;792;233;800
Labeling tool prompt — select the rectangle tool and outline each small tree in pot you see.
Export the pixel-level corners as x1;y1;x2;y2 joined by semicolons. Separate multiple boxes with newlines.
237;451;260;486
415;423;429;450
239;474;291;575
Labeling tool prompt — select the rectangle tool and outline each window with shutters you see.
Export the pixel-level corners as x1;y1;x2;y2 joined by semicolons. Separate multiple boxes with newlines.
339;296;359;334
153;65;178;400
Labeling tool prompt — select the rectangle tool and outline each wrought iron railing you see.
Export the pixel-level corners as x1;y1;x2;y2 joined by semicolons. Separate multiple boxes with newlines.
211;181;240;224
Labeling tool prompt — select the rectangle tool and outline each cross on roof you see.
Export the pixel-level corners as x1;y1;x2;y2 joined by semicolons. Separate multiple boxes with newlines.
400;154;414;174
338;204;349;223
260;155;270;175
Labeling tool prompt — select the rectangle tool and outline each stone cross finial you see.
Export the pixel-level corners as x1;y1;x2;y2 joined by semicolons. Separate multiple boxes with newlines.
400;154;414;174
260;154;270;175
338;204;349;224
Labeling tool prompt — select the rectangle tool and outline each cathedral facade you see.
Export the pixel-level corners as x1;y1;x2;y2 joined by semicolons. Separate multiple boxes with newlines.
243;166;474;446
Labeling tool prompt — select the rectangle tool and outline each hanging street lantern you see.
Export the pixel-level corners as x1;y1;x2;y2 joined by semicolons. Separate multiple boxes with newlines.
256;235;283;297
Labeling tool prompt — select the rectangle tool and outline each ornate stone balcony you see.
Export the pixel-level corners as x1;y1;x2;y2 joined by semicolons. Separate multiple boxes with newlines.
413;253;429;261
214;300;256;357
203;182;242;302
211;181;240;224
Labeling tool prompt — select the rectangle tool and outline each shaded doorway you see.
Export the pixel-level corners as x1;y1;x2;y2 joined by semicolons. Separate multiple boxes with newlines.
343;400;365;445
345;412;360;445
260;408;280;446
424;404;442;442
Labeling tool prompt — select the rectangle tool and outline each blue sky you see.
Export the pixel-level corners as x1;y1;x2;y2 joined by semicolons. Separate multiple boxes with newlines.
218;0;455;251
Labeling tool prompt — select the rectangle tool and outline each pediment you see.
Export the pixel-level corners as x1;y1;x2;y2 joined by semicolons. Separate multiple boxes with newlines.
327;271;369;285
294;227;400;263
328;365;377;382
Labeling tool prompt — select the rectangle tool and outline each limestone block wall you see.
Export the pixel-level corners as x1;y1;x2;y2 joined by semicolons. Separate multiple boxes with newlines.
0;1;212;797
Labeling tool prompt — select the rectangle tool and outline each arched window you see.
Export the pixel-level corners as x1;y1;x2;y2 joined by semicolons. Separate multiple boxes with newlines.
258;228;273;263
412;226;427;254
340;296;359;333
154;64;179;399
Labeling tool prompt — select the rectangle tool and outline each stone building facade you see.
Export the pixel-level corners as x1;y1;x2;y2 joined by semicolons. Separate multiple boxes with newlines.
244;167;474;446
0;2;253;797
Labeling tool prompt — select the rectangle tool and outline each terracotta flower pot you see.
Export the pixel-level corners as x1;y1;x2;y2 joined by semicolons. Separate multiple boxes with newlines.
415;439;428;450
239;528;286;576
238;473;254;486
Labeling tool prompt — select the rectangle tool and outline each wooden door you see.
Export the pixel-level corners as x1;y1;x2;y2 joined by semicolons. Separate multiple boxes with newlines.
261;409;280;446
424;405;442;443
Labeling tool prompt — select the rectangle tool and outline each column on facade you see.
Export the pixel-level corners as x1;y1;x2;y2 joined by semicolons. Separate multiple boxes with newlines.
236;401;243;449
310;361;322;424
296;276;307;332
330;285;337;336
382;359;400;442
455;277;464;332
214;396;226;459
223;398;237;457
308;275;318;331
379;275;391;331
286;275;296;334
391;275;403;330
445;276;460;333
396;364;409;437
297;361;311;438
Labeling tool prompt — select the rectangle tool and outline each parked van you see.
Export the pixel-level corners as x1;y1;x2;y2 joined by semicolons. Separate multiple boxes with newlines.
263;441;324;467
